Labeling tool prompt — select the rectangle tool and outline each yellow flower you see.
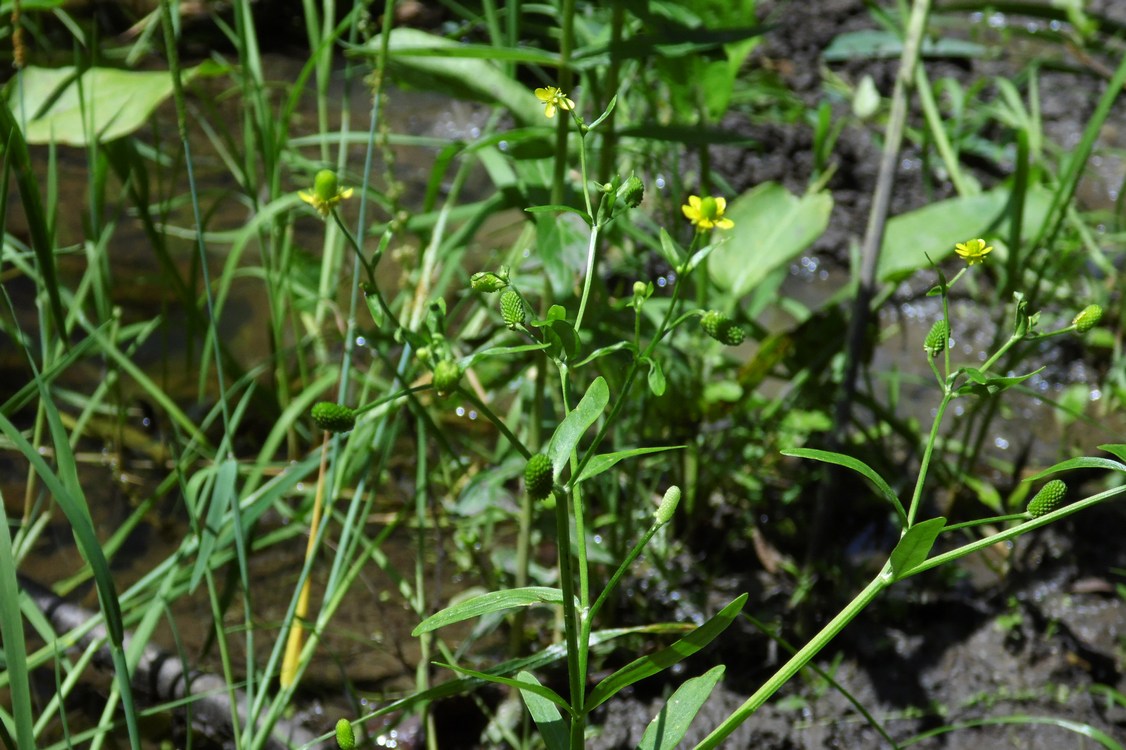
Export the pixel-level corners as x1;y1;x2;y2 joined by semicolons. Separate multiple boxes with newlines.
954;238;993;266
681;195;734;231
534;86;575;119
300;169;354;218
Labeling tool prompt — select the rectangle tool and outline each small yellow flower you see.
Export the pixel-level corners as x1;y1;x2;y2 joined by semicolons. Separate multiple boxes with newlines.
534;86;575;119
681;195;734;231
954;238;993;266
300;169;354;218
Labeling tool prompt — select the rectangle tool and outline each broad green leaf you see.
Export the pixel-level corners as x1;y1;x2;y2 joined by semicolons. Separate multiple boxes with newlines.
413;587;562;636
708;182;832;298
782;448;905;524
877;185;1052;282
10;63;220;146
375;28;543;124
576;445;684;484
586;594;747;711
823;29;986;62
547;377;609;477
517;672;570;750
638;665;726;750
889;518;946;581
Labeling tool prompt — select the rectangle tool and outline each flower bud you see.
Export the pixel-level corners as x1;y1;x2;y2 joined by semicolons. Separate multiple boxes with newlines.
655;485;681;525
524;453;553;501
470;270;509;293
1072;304;1102;333
311;402;356;433
432;360;462;397
1027;479;1067;518
701;310;745;346
335;719;356;750
923;319;949;358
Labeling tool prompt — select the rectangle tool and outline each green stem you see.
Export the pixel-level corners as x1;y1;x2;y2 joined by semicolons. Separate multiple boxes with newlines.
906;390;952;527
694;572;890;750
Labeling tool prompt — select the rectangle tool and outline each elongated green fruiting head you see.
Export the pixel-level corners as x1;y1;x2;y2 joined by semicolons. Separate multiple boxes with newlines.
1072;304;1102;334
701;310;745;346
335;719;355;750
311;402;356;433
923;319;949;357
655;486;681;525
1027;479;1067;518
500;289;526;329
524;453;553;501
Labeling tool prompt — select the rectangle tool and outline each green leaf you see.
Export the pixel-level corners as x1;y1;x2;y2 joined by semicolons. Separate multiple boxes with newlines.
889;518;946;581
412;587;563;636
823;29;986;62
708;182;832;298
517;672;570;750
656;228;685;267
877;185;1052;282
1026;455;1126;482
1097;444;1126;465
547;377;609;477
434;663;571;716
10;63;220;145
586;594;747;711
954;366;1044;397
375;28;544;124
188;459;239;594
525;204;594;226
575;445;684;484
646;357;667;396
782;448;906;525
0;506;35;750
638;665;726;750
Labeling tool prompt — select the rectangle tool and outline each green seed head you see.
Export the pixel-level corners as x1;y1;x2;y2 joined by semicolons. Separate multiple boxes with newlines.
1072;304;1103;334
1027;479;1067;518
471;270;509;293
311;402;356;433
923;319;949;358
335;719;355;750
500;289;526;329
701;310;745;346
432;360;462;397
524;453;553;501
655;485;681;525
313;169;340;202
619;175;645;208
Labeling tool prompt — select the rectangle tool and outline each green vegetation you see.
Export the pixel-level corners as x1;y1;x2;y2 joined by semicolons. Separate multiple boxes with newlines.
1;1;1124;749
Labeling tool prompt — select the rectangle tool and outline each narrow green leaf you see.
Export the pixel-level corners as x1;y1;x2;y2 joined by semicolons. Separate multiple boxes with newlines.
586;594;747;711
1026;455;1126;481
1097;444;1126;464
656;228;684;267
547;377;609;477
413;587;563;636
782;448;906;524
0;504;35;750
517;671;570;750
889;518;946;581
576;445;683;484
525;204;594;226
188;459;239;593
639;665;726;750
433;663;572;715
